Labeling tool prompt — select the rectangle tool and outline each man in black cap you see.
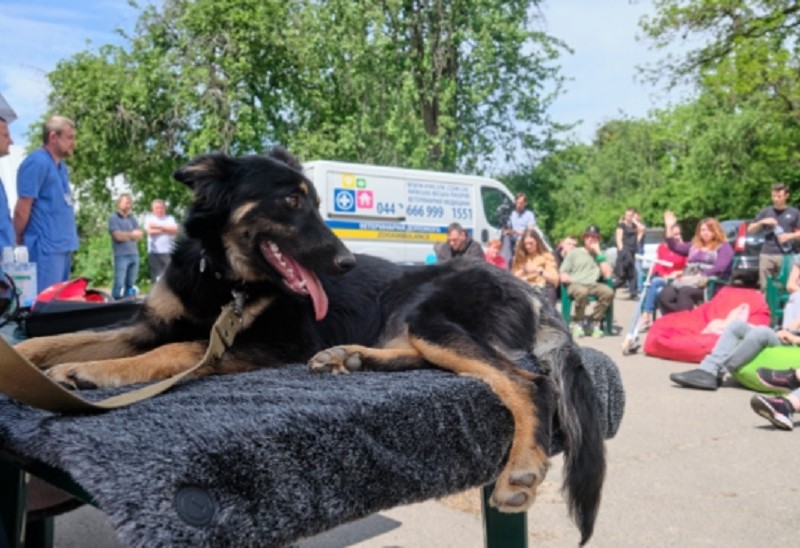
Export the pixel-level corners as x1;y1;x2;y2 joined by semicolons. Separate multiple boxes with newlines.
559;224;614;338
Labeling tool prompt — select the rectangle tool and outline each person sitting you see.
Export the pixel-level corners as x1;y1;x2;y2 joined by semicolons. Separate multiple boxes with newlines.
751;369;800;431
778;257;800;327
484;239;506;268
559;224;613;338
637;223;688;331
511;228;558;306
554;235;577;270
669;303;798;391
434;222;486;262
658;211;734;314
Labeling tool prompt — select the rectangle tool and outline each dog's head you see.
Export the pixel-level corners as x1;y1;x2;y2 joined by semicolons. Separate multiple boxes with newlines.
174;148;356;320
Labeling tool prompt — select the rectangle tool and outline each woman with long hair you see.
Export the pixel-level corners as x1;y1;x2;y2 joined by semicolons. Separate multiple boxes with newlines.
511;229;559;305
658;211;734;314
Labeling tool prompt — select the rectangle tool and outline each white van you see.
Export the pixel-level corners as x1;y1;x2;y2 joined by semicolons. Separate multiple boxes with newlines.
303;160;515;264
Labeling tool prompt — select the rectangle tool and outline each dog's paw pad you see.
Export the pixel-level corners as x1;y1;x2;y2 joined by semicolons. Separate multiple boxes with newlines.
501;492;529;508
344;353;361;371
308;346;356;374
490;483;535;512
509;471;537;488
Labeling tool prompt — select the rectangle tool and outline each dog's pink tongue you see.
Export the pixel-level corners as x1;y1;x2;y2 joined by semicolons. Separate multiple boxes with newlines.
298;265;329;321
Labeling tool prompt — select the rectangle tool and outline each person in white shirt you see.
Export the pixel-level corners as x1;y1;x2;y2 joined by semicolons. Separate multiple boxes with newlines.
504;193;536;253
144;199;178;284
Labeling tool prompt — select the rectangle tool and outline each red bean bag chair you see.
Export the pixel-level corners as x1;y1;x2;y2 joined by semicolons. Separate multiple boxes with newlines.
643;286;770;363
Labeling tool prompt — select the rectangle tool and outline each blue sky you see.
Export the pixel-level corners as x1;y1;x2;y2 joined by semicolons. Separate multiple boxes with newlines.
0;0;691;150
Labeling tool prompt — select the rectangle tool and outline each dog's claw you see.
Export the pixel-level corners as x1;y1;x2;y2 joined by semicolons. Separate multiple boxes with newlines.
72;376;98;390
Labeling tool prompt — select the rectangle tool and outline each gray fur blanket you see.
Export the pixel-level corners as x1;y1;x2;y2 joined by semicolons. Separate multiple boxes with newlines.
0;347;624;547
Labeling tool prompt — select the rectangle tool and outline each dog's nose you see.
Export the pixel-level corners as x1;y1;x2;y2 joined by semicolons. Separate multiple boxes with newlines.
335;252;357;272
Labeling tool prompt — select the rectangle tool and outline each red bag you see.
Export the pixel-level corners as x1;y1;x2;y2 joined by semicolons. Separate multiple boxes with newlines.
643;286;770;363
33;277;110;308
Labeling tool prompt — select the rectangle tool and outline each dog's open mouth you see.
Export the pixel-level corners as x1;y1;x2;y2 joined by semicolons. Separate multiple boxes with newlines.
260;241;329;321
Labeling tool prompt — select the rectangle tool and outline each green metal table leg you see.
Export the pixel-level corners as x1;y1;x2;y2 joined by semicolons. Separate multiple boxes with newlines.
481;484;528;548
0;455;29;548
25;517;54;548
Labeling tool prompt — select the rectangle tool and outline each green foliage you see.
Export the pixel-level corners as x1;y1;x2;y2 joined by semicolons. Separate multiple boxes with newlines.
71;232;114;289
71;224;153;293
39;0;800;255
519;0;800;243
42;0;567;235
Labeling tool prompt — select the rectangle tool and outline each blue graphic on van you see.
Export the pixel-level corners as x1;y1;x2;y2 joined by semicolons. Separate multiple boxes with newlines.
333;189;356;213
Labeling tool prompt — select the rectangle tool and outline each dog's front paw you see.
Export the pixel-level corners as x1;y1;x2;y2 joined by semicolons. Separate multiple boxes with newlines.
308;346;362;374
490;449;550;512
45;363;101;390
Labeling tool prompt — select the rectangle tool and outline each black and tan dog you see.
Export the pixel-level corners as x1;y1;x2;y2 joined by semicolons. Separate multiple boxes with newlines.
15;149;605;544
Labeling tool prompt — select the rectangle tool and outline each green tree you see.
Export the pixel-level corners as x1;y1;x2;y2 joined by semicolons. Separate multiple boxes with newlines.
45;0;568;204
634;0;800;220
37;1;570;287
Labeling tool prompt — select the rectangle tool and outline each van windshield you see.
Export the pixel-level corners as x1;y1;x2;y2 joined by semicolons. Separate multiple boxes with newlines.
483;187;512;229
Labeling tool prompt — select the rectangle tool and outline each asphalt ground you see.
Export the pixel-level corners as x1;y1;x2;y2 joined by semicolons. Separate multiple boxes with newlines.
52;293;797;547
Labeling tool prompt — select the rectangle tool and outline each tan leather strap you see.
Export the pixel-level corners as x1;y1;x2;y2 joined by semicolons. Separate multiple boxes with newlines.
0;303;243;413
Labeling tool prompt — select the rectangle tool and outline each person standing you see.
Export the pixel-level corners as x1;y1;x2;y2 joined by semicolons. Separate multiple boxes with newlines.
144;198;178;284
14;115;79;292
109;193;143;299
632;210;646;295
504;193;536;253
748;182;800;290
613;207;643;300
0;116;14;248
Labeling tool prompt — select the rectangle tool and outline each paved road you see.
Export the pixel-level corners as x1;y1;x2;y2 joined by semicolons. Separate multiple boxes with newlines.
53;294;796;547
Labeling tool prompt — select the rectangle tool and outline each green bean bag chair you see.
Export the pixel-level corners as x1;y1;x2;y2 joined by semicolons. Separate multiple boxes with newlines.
733;346;800;394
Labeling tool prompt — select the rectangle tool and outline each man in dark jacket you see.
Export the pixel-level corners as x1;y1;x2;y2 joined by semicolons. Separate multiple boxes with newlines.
434;222;486;262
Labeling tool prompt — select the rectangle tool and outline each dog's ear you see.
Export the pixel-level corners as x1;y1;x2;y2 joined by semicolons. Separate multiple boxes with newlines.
176;153;238;240
173;153;236;190
267;147;302;171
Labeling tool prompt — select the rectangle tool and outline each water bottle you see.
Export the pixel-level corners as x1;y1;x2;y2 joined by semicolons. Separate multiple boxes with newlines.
774;225;793;254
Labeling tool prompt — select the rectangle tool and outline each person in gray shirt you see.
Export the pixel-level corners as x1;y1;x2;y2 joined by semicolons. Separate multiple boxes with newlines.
108;193;143;299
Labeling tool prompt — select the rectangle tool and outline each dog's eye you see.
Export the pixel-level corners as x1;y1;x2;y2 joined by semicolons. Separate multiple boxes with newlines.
286;194;302;209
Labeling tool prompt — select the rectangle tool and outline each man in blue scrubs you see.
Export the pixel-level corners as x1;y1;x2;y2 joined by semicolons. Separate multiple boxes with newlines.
14;116;79;293
0;116;14;248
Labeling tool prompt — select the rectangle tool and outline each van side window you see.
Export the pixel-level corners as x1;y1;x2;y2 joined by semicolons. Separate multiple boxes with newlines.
482;187;512;229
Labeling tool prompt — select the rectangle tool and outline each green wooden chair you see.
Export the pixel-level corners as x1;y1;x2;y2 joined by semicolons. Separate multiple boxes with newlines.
764;254;795;327
560;279;615;335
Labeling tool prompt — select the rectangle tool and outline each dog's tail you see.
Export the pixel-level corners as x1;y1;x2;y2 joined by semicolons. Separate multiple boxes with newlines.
553;345;606;546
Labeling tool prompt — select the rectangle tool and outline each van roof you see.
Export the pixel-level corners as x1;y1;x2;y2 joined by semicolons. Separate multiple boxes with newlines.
303;160;507;187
